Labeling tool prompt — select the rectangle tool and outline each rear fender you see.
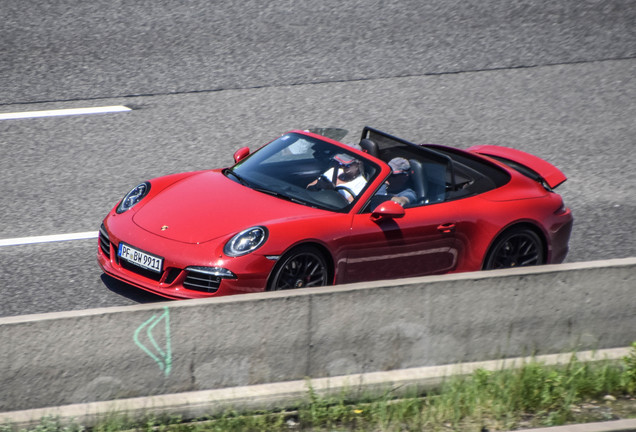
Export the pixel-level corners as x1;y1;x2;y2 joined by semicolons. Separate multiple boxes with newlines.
468;145;567;189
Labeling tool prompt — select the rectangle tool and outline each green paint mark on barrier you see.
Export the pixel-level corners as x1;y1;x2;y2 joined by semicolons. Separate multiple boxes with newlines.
134;306;172;376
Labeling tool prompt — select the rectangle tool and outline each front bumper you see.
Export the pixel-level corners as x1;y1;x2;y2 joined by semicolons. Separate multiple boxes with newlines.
97;223;276;299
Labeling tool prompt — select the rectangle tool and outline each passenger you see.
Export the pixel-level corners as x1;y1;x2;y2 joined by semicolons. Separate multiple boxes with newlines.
307;153;367;202
375;157;416;207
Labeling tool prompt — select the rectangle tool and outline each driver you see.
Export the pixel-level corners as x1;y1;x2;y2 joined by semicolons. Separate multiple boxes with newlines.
307;153;367;202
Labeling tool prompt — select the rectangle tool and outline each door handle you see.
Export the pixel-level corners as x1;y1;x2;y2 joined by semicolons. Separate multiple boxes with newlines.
437;223;456;234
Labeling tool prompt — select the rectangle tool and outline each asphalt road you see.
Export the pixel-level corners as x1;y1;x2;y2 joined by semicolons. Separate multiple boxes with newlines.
0;0;634;317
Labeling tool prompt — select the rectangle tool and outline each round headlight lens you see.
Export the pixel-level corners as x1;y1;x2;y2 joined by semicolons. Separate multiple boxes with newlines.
224;226;268;257
116;182;150;213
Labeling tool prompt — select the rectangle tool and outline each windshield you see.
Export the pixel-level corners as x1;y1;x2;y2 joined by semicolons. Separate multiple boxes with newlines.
227;133;379;211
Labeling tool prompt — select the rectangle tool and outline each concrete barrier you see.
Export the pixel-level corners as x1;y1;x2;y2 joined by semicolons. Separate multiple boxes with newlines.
2;348;631;429
1;258;634;412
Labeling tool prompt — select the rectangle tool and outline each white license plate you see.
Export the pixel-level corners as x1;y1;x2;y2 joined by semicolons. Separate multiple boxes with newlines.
118;243;163;273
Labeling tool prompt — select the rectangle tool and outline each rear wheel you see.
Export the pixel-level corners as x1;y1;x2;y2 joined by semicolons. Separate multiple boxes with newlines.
268;245;329;290
484;227;545;270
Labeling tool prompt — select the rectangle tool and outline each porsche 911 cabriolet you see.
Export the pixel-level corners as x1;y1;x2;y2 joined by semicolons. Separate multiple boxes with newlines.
97;127;573;299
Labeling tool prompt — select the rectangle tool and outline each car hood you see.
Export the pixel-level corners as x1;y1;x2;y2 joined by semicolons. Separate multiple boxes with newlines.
132;171;324;244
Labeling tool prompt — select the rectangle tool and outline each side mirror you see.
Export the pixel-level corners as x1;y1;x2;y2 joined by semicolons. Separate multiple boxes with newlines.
370;200;405;221
233;147;250;163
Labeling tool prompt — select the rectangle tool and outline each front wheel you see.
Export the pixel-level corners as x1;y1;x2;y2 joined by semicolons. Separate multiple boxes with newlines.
483;227;545;270
268;245;329;290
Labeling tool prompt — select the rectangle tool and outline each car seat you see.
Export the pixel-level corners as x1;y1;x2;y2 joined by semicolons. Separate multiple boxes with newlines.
421;162;447;203
360;139;379;158
409;159;426;204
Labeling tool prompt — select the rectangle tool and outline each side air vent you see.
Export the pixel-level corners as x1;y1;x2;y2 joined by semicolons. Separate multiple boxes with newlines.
183;268;222;293
98;224;111;258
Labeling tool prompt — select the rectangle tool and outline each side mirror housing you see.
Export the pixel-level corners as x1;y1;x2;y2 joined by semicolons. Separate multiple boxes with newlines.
233;147;250;163
370;200;405;221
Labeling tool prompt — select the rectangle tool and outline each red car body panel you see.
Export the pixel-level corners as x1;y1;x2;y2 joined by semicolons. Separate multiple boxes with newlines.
98;128;573;299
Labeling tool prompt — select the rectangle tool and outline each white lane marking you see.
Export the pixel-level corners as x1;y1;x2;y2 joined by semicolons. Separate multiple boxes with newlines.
0;231;99;247
0;105;131;120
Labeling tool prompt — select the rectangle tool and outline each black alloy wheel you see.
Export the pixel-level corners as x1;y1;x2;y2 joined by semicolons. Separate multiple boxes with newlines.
268;246;329;290
484;227;545;270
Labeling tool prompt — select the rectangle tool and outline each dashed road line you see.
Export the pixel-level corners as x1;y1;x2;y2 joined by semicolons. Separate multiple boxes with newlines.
0;232;99;247
0;105;131;120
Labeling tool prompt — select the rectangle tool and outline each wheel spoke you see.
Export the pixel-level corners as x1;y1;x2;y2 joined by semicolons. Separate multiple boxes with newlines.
519;255;538;266
518;238;538;266
519;239;534;256
519;248;539;266
306;261;326;286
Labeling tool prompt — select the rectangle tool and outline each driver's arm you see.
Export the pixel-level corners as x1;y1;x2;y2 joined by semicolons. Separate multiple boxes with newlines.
307;168;335;190
391;188;417;207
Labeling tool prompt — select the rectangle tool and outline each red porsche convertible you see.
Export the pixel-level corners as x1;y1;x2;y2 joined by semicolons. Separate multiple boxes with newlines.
98;127;573;299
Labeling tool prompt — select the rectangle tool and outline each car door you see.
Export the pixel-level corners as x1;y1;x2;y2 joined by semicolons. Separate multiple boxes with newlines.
342;200;463;284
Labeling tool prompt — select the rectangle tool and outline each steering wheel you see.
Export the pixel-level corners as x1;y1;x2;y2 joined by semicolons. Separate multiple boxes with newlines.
307;176;335;192
335;185;356;201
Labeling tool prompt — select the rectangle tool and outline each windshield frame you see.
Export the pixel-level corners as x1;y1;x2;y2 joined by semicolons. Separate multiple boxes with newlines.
226;131;382;213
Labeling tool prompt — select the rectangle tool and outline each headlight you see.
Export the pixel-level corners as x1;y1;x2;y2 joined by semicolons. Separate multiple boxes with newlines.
116;182;151;213
224;226;268;257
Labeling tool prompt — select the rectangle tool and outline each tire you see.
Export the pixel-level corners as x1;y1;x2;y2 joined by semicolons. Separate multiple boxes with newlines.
268;245;329;291
483;227;545;270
